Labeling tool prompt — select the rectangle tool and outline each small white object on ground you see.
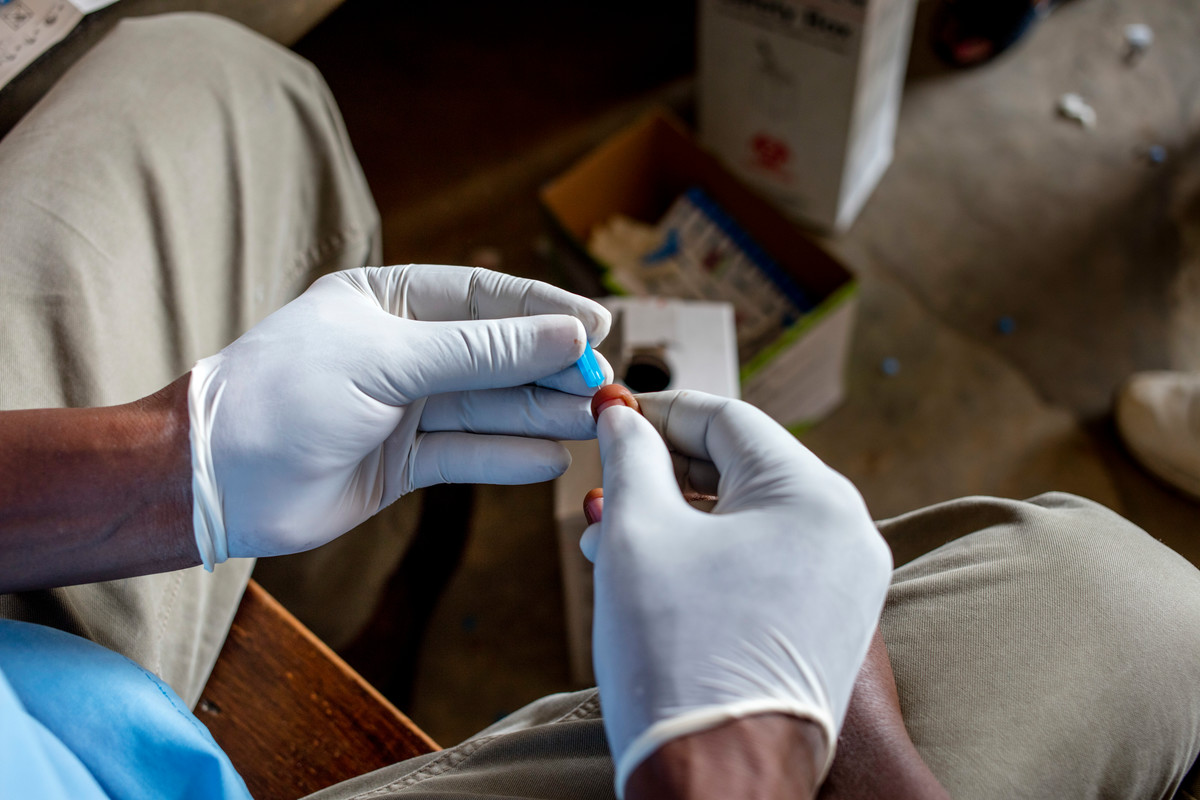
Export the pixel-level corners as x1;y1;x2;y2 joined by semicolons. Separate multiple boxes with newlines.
1057;93;1097;129
1124;23;1154;56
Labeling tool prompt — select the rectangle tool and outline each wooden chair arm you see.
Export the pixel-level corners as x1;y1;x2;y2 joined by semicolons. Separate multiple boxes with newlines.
196;580;438;800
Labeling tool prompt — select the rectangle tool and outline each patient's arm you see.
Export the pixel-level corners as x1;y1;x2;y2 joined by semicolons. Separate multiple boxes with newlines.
627;627;948;800
818;626;950;800
628;713;826;800
0;375;196;593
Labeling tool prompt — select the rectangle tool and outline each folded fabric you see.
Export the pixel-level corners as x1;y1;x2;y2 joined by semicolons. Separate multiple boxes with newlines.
0;620;250;800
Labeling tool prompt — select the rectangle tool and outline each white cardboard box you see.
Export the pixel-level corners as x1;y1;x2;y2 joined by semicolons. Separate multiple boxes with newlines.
698;0;917;233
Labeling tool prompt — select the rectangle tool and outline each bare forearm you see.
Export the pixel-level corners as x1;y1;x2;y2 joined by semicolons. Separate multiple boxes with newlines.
627;713;827;800
818;627;950;800
0;375;196;592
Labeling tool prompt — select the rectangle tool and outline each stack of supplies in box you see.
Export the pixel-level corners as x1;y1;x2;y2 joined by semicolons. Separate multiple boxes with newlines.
588;187;817;365
539;110;859;432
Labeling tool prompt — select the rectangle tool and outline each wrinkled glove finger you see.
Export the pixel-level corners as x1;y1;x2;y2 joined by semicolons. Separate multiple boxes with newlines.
420;387;597;440
668;452;721;497
406;432;573;492
340;265;611;344
366;315;588;402
638;390;835;504
534;347;613;396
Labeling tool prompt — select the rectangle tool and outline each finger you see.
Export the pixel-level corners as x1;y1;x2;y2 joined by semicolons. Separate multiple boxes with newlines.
637;389;816;475
578;387;718;494
591;384;640;419
579;488;605;562
668;452;720;496
350;265;612;345
419;386;596;440
407;432;572;490
636;390;733;459
535;346;614;396
580;521;602;563
638;390;842;508
590;385;717;494
383;315;588;400
595;404;690;524
583;487;605;525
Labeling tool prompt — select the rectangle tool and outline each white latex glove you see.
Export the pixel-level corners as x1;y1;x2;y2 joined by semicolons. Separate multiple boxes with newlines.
581;390;892;796
189;265;611;568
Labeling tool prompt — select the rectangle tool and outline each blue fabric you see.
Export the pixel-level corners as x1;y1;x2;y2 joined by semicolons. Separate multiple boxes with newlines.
0;666;110;799
0;620;251;800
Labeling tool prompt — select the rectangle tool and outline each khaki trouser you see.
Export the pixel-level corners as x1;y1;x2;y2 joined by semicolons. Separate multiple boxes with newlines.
306;493;1200;800
1;14;1198;800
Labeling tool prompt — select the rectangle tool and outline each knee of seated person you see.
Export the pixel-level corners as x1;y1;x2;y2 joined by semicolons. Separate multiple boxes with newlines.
1023;491;1187;568
1017;492;1200;646
1019;492;1194;578
1027;494;1200;785
885;495;1200;800
897;492;1200;648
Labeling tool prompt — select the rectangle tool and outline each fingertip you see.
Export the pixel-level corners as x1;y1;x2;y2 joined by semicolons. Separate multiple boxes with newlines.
537;334;614;397
548;442;573;477
580;523;601;563
587;304;613;347
583;487;604;525
591;384;640;421
565;314;589;359
527;313;589;360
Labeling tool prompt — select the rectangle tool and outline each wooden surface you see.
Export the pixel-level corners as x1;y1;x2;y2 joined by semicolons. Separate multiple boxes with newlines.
197;580;439;800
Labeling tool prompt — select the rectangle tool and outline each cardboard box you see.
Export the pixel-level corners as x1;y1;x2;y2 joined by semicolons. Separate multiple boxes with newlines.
541;109;858;433
697;0;917;233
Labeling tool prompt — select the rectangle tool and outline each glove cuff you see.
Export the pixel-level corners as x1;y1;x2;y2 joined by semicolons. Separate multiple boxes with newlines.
188;357;230;572
613;701;836;800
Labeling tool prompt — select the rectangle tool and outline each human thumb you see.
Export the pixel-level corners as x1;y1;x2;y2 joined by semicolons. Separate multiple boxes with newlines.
588;405;689;552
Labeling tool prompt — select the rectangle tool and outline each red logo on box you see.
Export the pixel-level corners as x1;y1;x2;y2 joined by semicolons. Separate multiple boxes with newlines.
750;133;790;173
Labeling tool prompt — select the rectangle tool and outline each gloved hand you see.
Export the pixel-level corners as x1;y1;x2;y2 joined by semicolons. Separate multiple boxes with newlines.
189;265;611;568
581;390;892;796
